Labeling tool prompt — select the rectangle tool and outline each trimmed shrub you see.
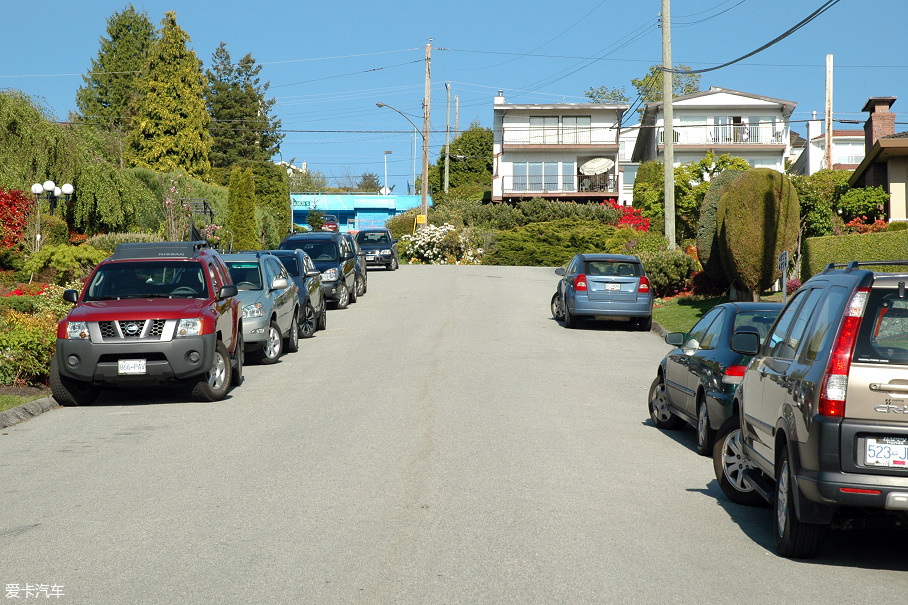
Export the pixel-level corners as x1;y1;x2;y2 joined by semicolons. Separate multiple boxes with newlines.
0;309;57;386
887;220;908;232
717;169;799;299
85;232;163;253
483;218;617;267
837;185;888;222
41;215;70;247
638;249;699;298
697;169;742;283
802;230;908;279
689;270;728;297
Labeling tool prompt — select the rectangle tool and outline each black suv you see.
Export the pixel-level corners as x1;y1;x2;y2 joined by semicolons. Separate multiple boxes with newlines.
718;261;908;558
355;228;399;270
52;241;242;405
279;231;357;309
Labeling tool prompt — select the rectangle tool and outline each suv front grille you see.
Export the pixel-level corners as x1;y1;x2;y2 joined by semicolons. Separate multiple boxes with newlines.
97;319;168;340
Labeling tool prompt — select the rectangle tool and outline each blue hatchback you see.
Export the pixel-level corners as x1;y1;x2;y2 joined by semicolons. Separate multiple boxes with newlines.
555;253;653;330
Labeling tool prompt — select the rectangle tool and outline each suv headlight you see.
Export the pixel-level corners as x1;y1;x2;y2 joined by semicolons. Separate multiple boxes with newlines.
381;249;392;255
321;267;339;281
177;318;203;337
66;321;89;340
242;302;264;319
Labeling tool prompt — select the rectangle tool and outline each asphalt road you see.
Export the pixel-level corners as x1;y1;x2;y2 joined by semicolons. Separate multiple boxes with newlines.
1;265;906;604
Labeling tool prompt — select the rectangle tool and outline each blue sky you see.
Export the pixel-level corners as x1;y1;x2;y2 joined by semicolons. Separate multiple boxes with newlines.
2;0;906;194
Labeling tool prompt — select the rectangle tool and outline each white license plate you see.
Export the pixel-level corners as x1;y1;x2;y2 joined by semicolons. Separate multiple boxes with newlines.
118;359;146;375
866;437;908;467
366;255;375;261
604;283;621;291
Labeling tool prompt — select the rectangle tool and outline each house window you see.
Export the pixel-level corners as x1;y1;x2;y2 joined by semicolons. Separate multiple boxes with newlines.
512;162;527;191
563;162;575;190
544;162;559;191
528;162;543;190
563;116;591;144
530;116;558;144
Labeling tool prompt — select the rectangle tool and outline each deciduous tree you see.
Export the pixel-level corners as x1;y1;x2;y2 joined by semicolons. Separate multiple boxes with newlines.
584;86;630;104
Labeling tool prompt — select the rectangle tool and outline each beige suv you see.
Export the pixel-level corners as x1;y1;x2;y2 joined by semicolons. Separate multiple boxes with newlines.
718;261;908;558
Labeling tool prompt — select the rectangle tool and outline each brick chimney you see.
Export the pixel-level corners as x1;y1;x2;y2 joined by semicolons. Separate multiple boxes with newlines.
863;97;897;154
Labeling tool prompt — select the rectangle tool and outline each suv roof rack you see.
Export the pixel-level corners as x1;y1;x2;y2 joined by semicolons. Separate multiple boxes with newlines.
822;260;908;274
111;241;210;260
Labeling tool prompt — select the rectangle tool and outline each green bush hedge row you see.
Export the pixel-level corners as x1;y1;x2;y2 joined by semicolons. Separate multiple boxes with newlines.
802;229;908;278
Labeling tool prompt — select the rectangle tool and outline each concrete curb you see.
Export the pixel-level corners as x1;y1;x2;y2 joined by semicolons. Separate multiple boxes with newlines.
0;396;59;430
652;320;669;339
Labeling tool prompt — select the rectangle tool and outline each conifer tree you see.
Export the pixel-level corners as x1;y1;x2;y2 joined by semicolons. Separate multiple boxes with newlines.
227;166;258;250
74;5;158;131
126;11;211;178
206;43;283;169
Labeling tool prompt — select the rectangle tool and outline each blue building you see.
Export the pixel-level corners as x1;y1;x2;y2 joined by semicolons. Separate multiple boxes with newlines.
291;193;426;232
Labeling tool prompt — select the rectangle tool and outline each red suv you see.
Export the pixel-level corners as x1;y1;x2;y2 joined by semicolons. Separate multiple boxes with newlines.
51;241;243;405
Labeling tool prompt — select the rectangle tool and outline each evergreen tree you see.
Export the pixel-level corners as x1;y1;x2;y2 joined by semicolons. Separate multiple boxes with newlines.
427;121;493;193
227;166;258;250
357;172;381;192
74;5;158;132
126;11;211;178
206;42;283;169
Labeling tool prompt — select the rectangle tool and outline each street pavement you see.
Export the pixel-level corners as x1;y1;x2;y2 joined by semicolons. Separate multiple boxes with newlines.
1;264;906;603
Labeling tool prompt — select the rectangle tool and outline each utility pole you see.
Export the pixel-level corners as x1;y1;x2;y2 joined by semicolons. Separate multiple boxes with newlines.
662;0;675;249
444;82;451;194
420;40;432;221
455;95;460;138
825;54;833;170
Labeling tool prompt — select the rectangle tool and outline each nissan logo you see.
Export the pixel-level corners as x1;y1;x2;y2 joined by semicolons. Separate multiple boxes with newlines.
124;322;140;336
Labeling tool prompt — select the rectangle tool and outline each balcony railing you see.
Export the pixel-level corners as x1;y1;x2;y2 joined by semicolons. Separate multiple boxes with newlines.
657;124;786;145
502;125;618;146
502;173;616;194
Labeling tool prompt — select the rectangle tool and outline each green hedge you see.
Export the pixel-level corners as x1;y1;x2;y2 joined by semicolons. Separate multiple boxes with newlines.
483;219;618;266
802;230;908;278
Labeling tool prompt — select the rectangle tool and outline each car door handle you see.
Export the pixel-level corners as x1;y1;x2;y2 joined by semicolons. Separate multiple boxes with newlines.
870;383;908;393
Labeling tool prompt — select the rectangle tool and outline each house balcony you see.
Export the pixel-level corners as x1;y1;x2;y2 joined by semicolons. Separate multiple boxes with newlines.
496;173;618;202
657;125;786;146
501;125;619;149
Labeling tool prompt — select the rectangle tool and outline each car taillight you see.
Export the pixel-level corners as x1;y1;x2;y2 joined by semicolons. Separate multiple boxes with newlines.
722;364;747;385
574;274;587;291
819;287;869;417
638;276;651;294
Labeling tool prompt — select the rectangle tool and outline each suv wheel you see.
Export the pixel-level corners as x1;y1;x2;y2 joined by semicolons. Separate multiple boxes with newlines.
350;277;359;304
695;395;715;456
300;302;317;338
712;416;765;506
259;321;283;364
358;273;367;296
335;282;349;309
286;315;300;353
317;301;327;330
50;355;100;406
190;341;231;401
648;375;685;430
775;443;826;558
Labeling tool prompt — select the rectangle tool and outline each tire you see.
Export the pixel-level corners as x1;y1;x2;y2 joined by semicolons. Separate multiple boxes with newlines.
259;320;283;364
775;443;826;558
360;273;367;295
564;301;577;329
350;278;358;304
285;315;300;353
647;375;685;430
49;355;99;406
392;256;399;270
335;282;349;310
638;315;653;332
712;416;766;506
230;331;244;388
695;394;716;456
189;340;231;402
551;292;565;321
299;302;317;338
317;301;327;331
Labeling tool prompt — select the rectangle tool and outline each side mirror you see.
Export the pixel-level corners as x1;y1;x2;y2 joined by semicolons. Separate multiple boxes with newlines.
63;289;79;304
393;238;399;244
664;332;685;346
271;277;290;290
305;269;321;278
219;285;238;299
731;329;761;356
555;267;566;276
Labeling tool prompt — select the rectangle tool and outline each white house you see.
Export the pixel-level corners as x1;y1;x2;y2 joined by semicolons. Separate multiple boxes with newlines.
492;91;628;204
789;111;865;175
631;87;797;171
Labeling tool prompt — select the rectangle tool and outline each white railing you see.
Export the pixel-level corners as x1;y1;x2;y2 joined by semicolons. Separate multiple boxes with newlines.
657;124;785;145
502;125;618;145
502;173;616;194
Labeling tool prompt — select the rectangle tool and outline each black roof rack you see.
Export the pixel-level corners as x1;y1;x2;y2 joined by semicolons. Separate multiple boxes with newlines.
822;260;908;274
111;241;210;260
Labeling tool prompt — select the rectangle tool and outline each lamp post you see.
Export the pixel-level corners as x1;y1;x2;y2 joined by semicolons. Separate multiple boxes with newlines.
376;102;428;221
383;150;392;195
30;180;74;251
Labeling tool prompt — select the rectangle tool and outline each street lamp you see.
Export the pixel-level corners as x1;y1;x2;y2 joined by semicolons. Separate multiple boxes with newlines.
30;180;74;251
376;102;429;221
383;150;392;195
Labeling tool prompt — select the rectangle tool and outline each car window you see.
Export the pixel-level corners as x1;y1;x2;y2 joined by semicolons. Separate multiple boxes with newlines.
804;286;849;362
698;309;727;351
786;289;824;359
568;257;579;275
584;261;639;277
208;262;220;292
733;310;780;345
278;255;301;277
766;290;807;358
683;307;723;349
854;287;908;365
226;262;263;290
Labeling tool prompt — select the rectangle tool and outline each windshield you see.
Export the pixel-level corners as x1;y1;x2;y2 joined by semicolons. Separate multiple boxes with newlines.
356;231;391;245
291;241;338;262
85;261;209;300
584;261;640;277
226;262;264;290
733;310;780;345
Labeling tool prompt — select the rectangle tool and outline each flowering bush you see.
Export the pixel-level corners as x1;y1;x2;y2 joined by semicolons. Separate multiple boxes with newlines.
400;223;483;265
0;310;57;386
842;216;888;234
786;278;802;295
0;188;33;250
4;282;47;297
603;200;650;231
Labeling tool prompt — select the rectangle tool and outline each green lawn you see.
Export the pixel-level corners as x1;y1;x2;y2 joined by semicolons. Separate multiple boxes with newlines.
0;392;49;414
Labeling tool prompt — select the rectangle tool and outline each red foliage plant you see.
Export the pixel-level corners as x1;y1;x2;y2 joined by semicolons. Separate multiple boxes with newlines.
0;188;34;250
603;200;650;231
